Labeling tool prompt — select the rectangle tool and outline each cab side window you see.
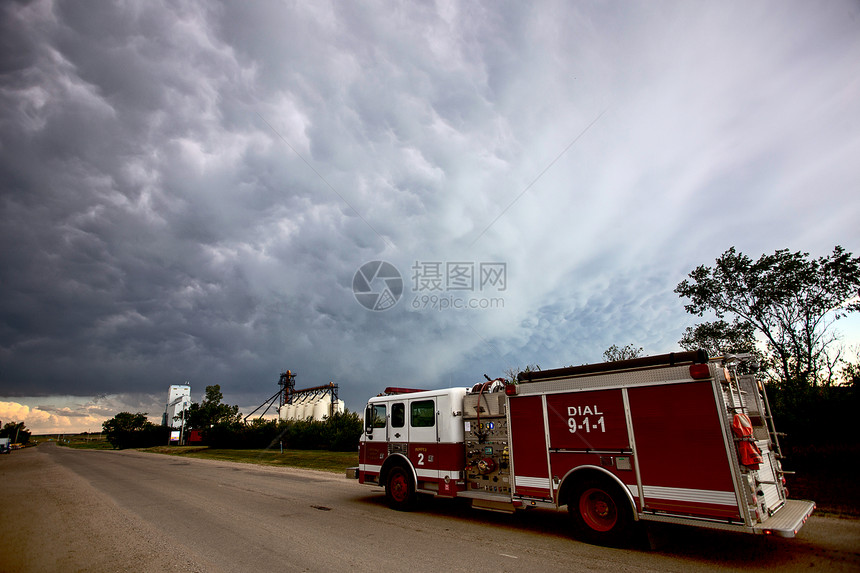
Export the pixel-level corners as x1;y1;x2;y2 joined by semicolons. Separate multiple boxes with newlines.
371;404;387;428
411;400;435;428
391;403;405;428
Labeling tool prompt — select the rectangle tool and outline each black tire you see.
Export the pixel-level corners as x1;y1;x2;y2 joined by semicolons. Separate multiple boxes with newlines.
385;465;416;511
568;477;634;546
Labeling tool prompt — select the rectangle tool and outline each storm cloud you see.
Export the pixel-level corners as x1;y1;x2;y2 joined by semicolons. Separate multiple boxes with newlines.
1;1;858;432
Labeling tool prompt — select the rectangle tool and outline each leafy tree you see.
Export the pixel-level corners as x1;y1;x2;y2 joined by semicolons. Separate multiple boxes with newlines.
184;385;242;443
843;363;860;387
1;421;31;444
602;344;644;362
320;410;363;451
675;246;860;388
838;346;860;388
102;412;166;449
504;364;540;384
678;318;760;356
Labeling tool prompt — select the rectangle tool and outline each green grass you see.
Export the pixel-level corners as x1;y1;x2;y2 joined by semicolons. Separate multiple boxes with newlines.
143;446;358;473
40;434;114;450
38;433;358;473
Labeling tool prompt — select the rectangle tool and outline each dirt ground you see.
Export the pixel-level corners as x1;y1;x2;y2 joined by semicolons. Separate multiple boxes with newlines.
0;444;213;572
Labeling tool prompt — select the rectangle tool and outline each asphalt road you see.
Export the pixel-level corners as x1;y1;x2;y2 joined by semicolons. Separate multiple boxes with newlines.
1;443;858;572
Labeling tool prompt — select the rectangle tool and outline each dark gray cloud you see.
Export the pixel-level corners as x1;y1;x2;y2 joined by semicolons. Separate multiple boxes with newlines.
1;1;858;432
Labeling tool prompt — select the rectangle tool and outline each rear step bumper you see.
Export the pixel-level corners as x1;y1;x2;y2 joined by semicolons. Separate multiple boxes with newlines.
754;499;816;537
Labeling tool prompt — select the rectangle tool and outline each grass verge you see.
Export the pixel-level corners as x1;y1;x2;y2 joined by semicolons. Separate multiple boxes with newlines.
42;434;114;450
38;433;358;473
143;446;358;473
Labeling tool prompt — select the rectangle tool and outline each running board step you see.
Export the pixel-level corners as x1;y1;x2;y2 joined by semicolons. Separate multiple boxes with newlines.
470;498;516;514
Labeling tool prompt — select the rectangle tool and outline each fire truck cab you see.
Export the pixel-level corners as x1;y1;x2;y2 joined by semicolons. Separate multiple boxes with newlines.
360;387;468;508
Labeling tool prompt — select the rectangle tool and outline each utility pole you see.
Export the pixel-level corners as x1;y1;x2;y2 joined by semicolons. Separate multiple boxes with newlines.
179;401;187;445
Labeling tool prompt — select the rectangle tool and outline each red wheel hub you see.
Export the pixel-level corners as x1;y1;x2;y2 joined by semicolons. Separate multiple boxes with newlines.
390;472;408;502
579;487;618;532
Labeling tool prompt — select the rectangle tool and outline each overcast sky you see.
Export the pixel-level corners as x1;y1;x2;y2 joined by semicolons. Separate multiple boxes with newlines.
2;0;859;434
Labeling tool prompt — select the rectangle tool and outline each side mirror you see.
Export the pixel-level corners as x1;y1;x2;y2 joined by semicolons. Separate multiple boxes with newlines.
364;404;374;435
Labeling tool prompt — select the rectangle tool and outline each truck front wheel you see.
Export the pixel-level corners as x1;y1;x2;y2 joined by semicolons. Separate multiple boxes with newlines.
568;478;633;546
385;465;416;511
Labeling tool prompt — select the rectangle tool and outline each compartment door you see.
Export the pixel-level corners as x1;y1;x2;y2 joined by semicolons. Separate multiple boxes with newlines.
508;395;552;499
627;381;742;520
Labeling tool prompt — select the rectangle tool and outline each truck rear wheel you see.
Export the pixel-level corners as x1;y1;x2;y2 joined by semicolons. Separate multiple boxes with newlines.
568;478;633;546
385;465;416;511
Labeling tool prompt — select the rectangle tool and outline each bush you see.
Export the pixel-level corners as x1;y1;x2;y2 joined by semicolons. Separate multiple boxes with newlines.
103;412;170;449
768;383;859;451
202;409;363;451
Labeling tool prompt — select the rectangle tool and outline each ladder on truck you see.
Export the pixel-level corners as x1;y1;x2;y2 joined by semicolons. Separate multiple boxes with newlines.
720;354;783;460
720;354;788;518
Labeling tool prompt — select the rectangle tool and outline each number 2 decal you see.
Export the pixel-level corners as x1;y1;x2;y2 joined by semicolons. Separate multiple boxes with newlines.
417;453;425;465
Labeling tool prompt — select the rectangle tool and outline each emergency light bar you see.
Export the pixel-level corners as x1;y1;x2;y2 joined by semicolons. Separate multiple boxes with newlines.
383;387;427;395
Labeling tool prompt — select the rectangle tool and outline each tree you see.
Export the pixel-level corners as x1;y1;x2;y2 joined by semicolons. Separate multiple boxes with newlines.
1;421;31;444
184;385;242;441
678;319;759;357
602;344;644;362
675;246;860;389
320;410;364;451
504;364;540;384
102;412;165;449
839;346;860;388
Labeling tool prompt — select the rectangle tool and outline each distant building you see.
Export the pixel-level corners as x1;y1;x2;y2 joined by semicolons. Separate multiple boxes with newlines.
165;384;191;429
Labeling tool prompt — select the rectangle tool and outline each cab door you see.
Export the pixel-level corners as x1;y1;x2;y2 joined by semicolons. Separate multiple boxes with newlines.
388;401;408;456
407;397;439;482
360;402;389;482
389;402;407;441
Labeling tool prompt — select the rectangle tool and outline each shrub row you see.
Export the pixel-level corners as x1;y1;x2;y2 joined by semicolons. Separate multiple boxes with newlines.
202;410;363;451
768;383;859;455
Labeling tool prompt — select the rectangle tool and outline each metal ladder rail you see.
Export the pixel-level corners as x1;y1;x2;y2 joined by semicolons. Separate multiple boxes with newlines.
723;357;791;518
720;362;761;522
756;379;784;460
722;362;748;414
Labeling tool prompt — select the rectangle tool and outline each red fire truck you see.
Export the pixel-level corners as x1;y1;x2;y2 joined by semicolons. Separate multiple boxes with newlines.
352;350;815;544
